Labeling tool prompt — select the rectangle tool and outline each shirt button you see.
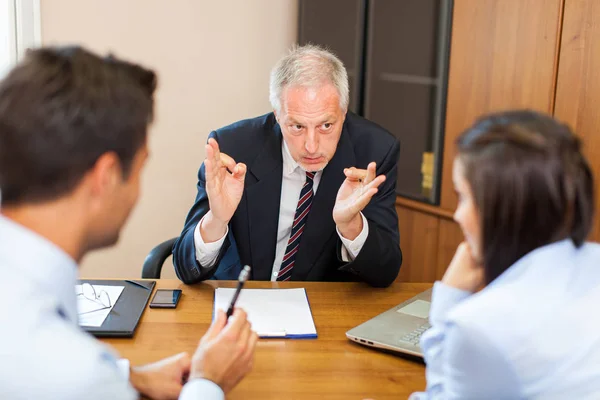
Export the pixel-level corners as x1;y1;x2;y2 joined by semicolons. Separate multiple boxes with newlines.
272;271;278;277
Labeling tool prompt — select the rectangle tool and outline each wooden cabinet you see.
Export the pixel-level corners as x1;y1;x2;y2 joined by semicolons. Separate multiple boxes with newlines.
395;204;463;282
364;0;452;203
300;0;600;281
440;0;563;212
554;0;600;241
395;205;440;282
416;0;600;281
298;0;453;204
398;0;566;282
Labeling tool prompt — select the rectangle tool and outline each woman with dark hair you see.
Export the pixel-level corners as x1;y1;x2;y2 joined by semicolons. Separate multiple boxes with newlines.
411;110;599;399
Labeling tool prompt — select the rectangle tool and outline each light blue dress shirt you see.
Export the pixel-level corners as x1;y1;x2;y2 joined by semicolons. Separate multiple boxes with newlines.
411;239;600;400
0;215;223;400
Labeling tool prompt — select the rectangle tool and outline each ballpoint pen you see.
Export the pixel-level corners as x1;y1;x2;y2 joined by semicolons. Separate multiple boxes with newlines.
226;265;251;319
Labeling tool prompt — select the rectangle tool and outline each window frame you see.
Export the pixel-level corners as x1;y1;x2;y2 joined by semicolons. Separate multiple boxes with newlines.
0;0;41;79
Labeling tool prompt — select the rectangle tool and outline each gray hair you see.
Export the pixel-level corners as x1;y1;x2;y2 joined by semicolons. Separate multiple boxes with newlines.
269;44;349;114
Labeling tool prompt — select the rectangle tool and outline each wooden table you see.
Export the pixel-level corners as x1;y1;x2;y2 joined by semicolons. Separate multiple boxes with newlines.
102;280;430;399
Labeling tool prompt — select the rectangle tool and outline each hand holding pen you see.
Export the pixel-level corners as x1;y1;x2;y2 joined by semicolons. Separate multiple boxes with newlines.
190;305;258;393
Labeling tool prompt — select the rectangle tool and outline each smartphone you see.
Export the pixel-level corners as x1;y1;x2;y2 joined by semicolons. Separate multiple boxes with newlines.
149;289;182;309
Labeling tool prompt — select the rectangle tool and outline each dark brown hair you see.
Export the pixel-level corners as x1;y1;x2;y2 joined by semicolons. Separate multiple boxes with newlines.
0;46;157;206
457;110;594;284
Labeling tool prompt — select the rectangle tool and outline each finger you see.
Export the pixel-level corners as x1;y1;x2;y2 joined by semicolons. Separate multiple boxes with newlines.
364;162;377;185
207;139;223;170
344;167;368;182
222;308;249;339
204;309;227;341
363;174;386;191
205;141;224;185
207;138;221;159
457;242;470;254
220;152;237;172
205;141;215;160
243;330;258;362
173;351;191;364
232;163;247;181
204;145;215;182
176;352;192;376
237;320;252;354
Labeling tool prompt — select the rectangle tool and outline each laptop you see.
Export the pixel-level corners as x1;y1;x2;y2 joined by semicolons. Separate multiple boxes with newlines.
346;289;432;358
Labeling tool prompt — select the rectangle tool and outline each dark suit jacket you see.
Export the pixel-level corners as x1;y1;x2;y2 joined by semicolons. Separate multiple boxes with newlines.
173;112;402;287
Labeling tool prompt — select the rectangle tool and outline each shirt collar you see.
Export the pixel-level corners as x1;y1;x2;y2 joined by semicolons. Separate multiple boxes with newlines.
0;214;79;323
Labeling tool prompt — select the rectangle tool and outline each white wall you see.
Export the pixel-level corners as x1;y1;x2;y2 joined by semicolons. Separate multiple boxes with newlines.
40;0;299;278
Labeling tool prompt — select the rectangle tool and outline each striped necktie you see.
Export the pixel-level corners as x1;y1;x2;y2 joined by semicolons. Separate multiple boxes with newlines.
277;171;315;281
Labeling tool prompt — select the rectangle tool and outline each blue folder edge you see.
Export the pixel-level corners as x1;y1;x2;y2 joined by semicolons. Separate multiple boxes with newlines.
212;287;318;339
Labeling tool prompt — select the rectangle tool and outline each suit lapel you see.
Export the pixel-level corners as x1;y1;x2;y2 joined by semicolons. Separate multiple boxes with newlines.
245;124;283;281
292;125;356;280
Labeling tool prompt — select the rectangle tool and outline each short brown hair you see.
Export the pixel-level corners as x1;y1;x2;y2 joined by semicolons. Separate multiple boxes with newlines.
457;110;594;284
0;46;157;206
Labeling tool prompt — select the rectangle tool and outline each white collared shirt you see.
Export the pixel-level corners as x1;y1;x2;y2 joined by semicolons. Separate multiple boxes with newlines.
0;215;223;400
194;139;369;280
411;240;600;399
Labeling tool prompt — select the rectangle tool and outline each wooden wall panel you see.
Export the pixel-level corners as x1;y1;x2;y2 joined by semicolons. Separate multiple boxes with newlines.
439;0;564;212
435;219;464;279
396;208;462;283
554;0;600;241
396;205;439;282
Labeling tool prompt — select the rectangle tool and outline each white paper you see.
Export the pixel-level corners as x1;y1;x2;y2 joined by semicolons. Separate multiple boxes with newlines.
75;285;124;327
214;288;317;338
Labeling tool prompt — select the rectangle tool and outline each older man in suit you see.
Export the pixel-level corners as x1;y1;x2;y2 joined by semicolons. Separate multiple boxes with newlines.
173;44;402;287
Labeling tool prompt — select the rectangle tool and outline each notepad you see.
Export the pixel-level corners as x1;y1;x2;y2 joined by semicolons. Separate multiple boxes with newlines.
76;284;124;327
214;288;317;338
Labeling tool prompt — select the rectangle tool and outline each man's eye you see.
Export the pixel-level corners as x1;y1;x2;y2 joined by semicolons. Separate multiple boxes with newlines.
323;123;332;129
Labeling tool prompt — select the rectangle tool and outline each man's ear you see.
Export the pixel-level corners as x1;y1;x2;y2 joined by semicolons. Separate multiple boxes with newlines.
87;152;122;197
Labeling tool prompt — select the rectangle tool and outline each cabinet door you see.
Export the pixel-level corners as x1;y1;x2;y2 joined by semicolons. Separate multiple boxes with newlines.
396;205;440;282
439;0;563;212
363;0;453;203
554;0;600;242
298;0;366;113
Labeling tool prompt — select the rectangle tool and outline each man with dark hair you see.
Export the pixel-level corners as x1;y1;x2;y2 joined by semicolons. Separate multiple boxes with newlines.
0;46;257;400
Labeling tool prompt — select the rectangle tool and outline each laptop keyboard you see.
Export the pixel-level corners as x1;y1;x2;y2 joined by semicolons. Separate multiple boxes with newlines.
400;322;431;346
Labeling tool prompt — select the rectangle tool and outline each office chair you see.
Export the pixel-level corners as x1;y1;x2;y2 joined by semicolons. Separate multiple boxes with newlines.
142;237;177;279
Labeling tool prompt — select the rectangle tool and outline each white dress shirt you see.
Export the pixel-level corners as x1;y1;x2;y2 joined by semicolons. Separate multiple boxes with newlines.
0;215;223;400
411;240;600;400
194;139;369;280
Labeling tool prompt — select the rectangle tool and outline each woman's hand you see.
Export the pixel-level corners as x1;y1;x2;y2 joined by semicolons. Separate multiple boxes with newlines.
442;242;485;292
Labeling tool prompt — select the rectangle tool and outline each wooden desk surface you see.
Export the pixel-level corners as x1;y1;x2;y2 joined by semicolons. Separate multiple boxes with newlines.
102;280;430;399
